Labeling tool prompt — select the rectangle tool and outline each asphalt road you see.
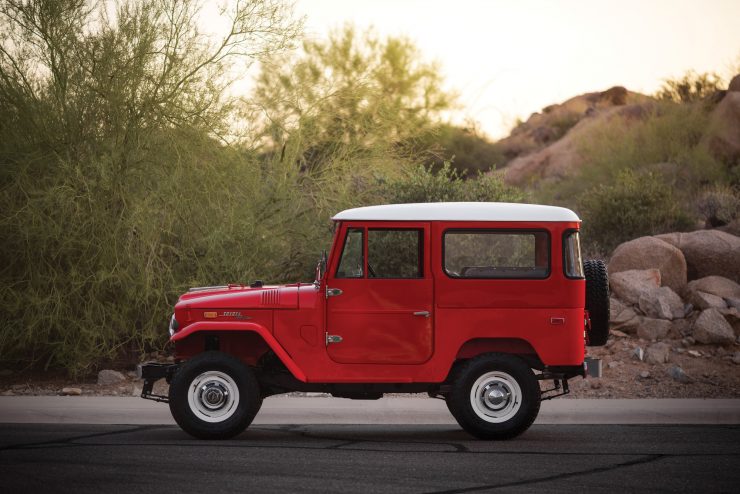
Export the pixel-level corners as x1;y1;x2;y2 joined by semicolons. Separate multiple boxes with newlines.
1;423;738;493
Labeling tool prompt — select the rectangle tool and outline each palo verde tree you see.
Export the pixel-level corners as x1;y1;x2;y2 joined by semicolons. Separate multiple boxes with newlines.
249;25;455;171
0;0;302;373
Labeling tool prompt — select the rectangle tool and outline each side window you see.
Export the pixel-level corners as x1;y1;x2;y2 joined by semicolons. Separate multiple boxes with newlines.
563;230;584;278
336;228;364;278
368;229;423;278
444;230;550;279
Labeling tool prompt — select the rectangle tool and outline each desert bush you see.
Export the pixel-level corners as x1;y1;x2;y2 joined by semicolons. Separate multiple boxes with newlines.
0;0;303;374
656;70;725;104
576;170;693;252
696;185;740;227
406;124;505;175
379;162;525;204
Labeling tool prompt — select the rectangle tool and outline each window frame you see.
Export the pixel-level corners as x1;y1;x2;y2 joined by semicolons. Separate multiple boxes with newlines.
442;228;552;280
335;227;365;279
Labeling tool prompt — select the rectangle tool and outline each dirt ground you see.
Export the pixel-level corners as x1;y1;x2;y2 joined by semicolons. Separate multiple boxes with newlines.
1;331;739;399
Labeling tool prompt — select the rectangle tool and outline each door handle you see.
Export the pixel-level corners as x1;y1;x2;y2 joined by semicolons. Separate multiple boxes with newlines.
413;311;430;318
326;287;343;298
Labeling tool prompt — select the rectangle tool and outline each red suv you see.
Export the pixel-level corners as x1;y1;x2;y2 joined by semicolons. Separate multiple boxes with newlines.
138;202;609;440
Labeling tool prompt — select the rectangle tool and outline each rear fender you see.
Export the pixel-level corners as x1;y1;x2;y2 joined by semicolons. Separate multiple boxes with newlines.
455;338;543;369
171;321;307;382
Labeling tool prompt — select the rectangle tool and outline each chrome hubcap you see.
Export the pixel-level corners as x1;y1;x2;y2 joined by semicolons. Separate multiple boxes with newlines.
470;371;522;423
187;371;240;423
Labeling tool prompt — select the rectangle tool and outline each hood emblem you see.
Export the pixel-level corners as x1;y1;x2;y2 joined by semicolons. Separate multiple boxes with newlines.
221;312;252;320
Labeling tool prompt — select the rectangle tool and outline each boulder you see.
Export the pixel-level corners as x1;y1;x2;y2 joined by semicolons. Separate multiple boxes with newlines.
688;290;727;310
692;308;736;346
97;369;126;386
608;237;687;292
718;308;740;335
656;230;740;282
645;342;671;364
610;298;641;334
61;387;82;396
638;287;684;320
706;90;740;164
686;276;740;300
637;318;672;341
610;269;661;306
671;318;693;339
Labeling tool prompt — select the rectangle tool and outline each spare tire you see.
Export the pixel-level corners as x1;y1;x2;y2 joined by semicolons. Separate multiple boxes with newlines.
583;259;610;346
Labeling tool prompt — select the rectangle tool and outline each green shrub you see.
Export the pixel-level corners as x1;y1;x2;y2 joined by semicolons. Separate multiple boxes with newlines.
656;70;725;103
696;185;740;227
577;169;693;252
379;162;525;204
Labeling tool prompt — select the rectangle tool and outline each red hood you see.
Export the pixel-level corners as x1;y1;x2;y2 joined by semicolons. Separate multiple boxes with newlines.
175;283;302;310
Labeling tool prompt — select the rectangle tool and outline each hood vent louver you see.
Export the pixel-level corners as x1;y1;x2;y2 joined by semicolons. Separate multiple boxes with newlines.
260;289;279;306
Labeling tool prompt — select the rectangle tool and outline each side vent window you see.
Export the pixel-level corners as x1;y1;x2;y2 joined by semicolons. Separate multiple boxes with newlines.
336;228;364;278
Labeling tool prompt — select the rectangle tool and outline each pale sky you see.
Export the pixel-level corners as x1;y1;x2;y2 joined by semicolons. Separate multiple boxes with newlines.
294;0;740;139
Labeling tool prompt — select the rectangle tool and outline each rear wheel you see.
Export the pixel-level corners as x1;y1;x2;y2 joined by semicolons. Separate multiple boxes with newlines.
169;351;261;439
446;353;540;440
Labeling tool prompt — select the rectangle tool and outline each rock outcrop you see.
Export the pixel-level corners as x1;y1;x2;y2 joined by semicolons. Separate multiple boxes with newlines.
609;269;661;305
608;236;687;292
706;75;740;164
656;230;740;282
692;308;736;346
496;87;653;186
686;276;740;300
638;287;684;320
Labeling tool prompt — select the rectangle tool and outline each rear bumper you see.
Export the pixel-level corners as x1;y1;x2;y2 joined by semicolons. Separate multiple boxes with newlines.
136;362;179;403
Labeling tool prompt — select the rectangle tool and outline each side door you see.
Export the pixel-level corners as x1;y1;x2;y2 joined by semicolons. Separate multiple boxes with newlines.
325;222;433;365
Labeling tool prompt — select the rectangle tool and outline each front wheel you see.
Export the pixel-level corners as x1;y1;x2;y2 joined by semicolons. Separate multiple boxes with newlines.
169;351;262;439
446;354;540;440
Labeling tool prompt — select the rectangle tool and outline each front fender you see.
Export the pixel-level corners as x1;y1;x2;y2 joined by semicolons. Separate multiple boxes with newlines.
171;321;307;382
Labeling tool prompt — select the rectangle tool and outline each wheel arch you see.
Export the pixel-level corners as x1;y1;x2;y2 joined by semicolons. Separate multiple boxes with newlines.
171;321;307;382
453;338;544;373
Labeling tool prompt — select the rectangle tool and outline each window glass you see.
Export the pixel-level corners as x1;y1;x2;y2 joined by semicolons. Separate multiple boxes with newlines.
336;228;364;278
368;229;422;278
564;231;584;278
444;230;549;279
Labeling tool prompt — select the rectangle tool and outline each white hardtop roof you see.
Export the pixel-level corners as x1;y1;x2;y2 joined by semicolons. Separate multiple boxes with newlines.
332;202;580;222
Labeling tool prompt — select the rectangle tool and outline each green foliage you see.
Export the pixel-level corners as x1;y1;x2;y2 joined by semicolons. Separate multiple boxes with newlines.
656;70;725;103
380;162;525;204
576;170;693;252
250;25;454;169
535;95;736;252
0;0;303;374
408;124;505;175
695;184;740;227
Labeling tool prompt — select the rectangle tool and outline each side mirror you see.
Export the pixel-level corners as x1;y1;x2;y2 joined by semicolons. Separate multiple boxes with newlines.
315;251;328;284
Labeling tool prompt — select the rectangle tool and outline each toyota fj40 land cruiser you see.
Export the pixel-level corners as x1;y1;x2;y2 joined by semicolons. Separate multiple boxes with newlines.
138;202;609;440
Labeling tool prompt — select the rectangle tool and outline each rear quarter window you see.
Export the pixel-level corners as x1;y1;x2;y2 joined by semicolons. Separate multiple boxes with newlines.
563;230;584;279
443;230;550;279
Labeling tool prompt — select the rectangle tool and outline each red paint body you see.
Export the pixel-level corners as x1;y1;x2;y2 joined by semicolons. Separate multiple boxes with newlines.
171;219;586;384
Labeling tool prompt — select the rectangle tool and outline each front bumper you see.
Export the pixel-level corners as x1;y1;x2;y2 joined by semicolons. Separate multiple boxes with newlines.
136;362;179;403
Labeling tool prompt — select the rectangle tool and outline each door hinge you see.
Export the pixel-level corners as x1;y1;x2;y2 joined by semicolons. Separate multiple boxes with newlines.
326;333;343;345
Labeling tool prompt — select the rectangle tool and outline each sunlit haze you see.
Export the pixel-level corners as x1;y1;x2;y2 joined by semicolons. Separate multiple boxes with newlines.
294;0;740;139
